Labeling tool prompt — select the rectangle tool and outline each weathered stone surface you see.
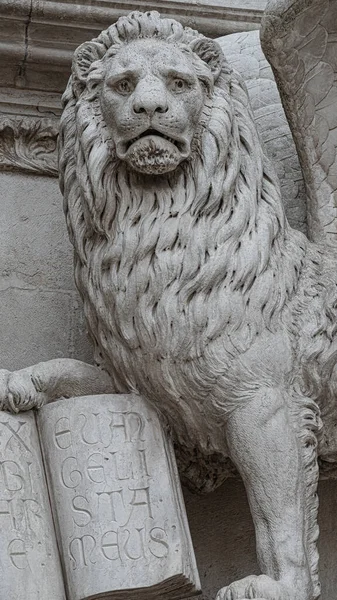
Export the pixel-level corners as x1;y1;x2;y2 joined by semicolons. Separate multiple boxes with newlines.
0;410;66;599
184;479;337;600
0;116;58;175
0;172;93;371
54;10;336;600
0;0;266;98
0;1;268;182
37;394;200;600
1;5;337;600
0;28;309;242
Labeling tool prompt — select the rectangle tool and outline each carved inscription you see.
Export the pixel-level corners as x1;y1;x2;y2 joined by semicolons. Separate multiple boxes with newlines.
0;412;65;599
0;417;46;566
57;409;169;567
38;395;186;597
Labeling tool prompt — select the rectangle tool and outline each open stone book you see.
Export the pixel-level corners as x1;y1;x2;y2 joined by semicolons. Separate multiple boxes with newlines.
0;394;200;600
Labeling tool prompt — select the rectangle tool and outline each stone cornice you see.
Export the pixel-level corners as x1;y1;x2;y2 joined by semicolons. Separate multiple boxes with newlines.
0;0;266;176
0;1;266;98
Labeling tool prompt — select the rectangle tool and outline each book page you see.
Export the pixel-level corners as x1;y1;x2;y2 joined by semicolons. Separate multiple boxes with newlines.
37;394;200;600
0;411;66;599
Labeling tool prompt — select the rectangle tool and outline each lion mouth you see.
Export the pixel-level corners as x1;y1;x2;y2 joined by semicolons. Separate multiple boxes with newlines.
126;129;184;151
116;129;189;159
116;128;191;174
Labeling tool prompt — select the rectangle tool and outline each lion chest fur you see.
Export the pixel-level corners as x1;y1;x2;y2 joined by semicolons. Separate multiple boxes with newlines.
79;168;307;454
84;172;231;451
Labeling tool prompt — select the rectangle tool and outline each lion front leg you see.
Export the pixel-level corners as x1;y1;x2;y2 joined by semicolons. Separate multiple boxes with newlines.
0;359;114;413
219;387;318;600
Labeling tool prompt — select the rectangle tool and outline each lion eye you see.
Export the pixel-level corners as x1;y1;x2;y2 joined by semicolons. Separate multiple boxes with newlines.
170;78;188;93
115;79;134;95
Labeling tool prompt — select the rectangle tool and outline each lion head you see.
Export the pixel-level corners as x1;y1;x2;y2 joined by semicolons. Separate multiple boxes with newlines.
62;11;223;176
99;36;219;174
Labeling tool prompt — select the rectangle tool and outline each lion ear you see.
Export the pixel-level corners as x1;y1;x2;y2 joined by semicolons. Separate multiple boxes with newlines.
190;38;224;81
72;41;106;92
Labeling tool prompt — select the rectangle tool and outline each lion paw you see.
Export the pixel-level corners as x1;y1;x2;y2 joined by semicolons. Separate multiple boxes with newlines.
0;368;48;413
216;575;291;600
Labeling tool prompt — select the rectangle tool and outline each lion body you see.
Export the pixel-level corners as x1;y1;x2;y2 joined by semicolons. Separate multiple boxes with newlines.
57;11;337;595
71;157;334;452
59;11;337;469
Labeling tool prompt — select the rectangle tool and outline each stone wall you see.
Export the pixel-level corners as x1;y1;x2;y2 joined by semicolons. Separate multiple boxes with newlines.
0;171;92;371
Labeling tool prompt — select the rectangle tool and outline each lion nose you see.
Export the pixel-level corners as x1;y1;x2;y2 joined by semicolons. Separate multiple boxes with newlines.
133;94;168;116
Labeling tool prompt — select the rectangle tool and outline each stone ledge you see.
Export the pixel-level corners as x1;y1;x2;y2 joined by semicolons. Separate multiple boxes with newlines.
0;0;266;98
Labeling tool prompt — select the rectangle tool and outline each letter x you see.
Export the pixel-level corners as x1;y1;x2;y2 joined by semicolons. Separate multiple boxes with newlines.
1;420;31;453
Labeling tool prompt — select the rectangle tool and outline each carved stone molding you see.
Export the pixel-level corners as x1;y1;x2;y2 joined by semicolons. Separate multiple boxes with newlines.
0;0;266;97
0;116;58;176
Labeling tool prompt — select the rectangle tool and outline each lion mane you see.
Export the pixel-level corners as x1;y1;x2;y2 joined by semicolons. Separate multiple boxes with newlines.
59;11;305;362
58;12;337;594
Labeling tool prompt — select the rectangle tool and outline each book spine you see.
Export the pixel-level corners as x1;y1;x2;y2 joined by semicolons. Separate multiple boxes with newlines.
0;410;66;599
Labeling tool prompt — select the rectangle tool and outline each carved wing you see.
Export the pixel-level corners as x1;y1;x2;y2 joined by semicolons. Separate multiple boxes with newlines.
261;0;337;245
216;30;307;234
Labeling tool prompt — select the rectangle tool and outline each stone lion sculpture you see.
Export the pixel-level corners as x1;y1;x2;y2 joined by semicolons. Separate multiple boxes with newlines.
1;4;337;600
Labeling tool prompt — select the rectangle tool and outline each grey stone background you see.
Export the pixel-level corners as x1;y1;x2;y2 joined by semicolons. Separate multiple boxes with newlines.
0;168;336;598
0;172;92;370
1;11;336;597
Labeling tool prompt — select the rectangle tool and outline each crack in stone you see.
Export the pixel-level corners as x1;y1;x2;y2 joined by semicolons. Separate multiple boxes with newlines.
16;0;33;84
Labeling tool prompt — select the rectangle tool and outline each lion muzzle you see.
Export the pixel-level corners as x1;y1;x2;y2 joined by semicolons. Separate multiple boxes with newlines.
119;134;189;174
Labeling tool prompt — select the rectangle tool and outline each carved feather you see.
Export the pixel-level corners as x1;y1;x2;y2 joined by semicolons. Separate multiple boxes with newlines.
261;0;337;246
